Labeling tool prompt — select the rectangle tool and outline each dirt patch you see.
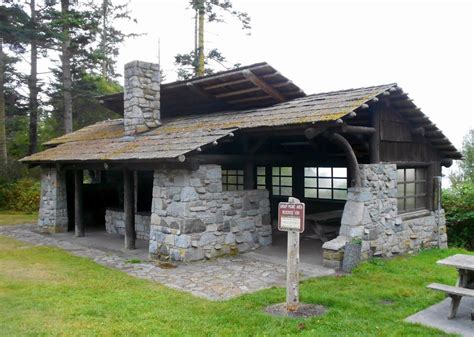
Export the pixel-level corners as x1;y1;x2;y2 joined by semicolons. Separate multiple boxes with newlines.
380;299;395;306
156;262;177;269
264;303;326;318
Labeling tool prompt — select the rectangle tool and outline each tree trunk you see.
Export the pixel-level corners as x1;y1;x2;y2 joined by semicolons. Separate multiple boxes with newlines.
193;9;198;73
100;0;108;79
0;39;7;165
61;0;73;134
197;1;205;77
28;0;39;155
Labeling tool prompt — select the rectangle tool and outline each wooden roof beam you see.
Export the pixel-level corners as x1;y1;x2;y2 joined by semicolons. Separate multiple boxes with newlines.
425;130;444;138
272;80;293;88
242;69;286;103
186;82;229;108
215;86;261;98
228;95;274;104
203;78;250;91
339;124;376;135
186;82;216;100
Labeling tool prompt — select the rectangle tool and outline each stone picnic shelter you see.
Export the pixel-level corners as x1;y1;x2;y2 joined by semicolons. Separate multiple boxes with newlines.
21;61;461;269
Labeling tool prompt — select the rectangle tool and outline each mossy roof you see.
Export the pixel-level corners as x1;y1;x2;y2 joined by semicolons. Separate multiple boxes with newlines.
21;83;461;163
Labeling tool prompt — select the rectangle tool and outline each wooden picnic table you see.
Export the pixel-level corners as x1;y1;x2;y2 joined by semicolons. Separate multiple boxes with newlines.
428;254;474;320
437;254;474;288
305;210;343;242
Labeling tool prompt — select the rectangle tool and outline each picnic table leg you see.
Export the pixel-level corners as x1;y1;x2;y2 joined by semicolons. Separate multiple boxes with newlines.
448;295;462;319
456;269;468;287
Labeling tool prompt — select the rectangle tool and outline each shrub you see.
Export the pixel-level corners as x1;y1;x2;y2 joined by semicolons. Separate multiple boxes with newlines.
0;178;40;213
443;182;474;250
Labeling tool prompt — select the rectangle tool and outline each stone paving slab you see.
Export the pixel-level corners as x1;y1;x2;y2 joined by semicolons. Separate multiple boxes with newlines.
406;297;474;337
0;225;335;300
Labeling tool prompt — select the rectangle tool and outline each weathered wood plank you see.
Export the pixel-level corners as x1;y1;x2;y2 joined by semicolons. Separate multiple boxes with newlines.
369;110;381;163
242;69;286;102
437;254;474;271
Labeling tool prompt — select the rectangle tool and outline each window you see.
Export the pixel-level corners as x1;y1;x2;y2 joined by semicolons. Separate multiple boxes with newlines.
397;167;427;212
257;166;266;190
272;167;293;196
222;169;244;191
83;170;101;184
304;167;348;200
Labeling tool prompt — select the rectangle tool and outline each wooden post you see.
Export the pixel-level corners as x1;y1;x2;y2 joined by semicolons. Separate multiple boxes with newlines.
433;175;442;248
124;169;136;249
369;110;380;163
244;161;254;190
74;170;84;237
286;229;300;311
243;138;255;190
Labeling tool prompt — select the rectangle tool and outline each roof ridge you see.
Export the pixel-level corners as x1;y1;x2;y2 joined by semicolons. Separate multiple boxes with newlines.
306;83;397;97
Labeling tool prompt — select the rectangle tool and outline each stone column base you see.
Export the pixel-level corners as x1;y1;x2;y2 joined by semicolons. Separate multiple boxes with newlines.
322;236;348;269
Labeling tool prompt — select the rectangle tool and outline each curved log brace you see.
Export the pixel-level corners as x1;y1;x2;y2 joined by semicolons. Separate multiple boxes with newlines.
324;132;362;187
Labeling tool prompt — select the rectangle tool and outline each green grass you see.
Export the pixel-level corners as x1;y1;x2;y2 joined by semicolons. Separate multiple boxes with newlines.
0;211;37;226
0;236;468;337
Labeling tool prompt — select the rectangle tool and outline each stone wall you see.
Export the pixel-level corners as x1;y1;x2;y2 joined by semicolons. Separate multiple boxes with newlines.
323;163;447;268
104;209;151;240
123;60;161;135
38;167;68;233
148;165;272;262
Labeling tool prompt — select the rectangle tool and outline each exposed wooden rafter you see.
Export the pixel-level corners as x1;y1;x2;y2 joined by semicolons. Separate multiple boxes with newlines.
242;69;286;103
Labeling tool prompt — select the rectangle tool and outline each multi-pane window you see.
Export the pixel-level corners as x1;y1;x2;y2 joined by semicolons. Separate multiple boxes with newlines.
222;169;244;191
257;166;266;190
397;167;427;212
304;167;348;200
272;167;293;196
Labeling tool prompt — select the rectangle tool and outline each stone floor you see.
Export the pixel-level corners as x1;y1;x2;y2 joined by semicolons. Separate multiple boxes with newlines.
406;297;474;337
0;225;336;300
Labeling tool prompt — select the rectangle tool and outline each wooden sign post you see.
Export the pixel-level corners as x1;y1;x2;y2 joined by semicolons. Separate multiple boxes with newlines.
278;197;305;312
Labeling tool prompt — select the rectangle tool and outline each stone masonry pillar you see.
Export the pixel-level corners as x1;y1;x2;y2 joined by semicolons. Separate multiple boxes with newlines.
38;167;68;233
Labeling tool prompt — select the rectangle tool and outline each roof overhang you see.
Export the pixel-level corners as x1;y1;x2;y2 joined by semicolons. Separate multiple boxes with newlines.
99;62;306;117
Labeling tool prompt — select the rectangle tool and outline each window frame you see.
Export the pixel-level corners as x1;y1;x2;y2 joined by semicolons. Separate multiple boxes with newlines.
396;166;428;213
221;168;244;191
303;166;348;201
271;166;293;197
256;166;267;190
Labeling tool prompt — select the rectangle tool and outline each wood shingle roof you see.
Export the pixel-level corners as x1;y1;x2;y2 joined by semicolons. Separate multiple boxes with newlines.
21;83;461;163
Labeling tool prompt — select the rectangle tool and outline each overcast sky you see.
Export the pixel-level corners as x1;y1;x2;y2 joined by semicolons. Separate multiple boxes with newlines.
114;0;473;152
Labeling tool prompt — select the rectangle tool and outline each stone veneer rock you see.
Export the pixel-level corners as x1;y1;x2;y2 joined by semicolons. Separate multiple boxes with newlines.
38;167;68;233
105;209;151;240
148;165;272;262
123;60;161;135
322;163;447;269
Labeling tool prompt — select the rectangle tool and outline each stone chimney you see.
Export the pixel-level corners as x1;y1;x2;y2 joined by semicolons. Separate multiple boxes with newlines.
123;61;161;135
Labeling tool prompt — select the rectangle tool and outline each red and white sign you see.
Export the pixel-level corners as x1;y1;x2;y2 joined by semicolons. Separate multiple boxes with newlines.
278;202;305;232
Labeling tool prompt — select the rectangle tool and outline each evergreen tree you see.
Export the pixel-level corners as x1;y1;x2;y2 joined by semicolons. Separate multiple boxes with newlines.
175;0;251;80
0;39;7;165
450;129;474;186
96;0;139;80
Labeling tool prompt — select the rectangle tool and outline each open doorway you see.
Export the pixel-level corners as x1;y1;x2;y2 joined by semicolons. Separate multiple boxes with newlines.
67;170;123;232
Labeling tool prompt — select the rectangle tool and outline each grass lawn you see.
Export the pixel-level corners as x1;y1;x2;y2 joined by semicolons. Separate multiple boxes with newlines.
0;235;468;337
0;211;37;226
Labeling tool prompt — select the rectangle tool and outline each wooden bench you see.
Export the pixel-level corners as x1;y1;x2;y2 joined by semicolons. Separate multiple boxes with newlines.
427;283;474;320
